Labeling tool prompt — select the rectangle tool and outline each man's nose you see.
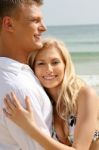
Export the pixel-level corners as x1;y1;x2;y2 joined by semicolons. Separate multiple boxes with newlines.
39;21;47;32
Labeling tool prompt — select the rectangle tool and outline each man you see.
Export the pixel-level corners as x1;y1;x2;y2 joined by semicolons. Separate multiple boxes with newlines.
0;0;52;149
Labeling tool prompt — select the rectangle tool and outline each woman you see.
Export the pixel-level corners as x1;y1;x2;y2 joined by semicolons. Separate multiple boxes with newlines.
3;38;99;150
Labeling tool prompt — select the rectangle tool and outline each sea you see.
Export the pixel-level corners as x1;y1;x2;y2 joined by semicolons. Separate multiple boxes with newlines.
43;24;99;75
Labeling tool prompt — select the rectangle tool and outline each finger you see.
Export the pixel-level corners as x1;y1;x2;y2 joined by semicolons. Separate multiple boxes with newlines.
4;96;16;111
3;108;12;118
11;92;21;108
6;94;12;102
25;96;32;112
3;108;15;122
5;94;16;109
4;97;13;114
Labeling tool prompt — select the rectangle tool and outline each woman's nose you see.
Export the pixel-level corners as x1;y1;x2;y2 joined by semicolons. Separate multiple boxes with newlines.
46;64;53;72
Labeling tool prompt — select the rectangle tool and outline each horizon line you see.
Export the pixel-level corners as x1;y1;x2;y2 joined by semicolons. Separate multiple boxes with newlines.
47;23;99;27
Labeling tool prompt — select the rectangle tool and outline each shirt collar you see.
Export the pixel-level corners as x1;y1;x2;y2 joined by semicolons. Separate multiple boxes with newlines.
0;57;32;72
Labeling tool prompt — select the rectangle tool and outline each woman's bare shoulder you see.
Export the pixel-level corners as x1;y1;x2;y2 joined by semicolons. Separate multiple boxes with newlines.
77;85;98;112
79;85;97;100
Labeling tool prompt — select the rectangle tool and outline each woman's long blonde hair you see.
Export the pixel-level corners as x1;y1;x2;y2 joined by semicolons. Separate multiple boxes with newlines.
28;38;84;119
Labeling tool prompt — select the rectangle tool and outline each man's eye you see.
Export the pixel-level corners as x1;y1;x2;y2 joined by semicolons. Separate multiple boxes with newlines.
32;19;39;23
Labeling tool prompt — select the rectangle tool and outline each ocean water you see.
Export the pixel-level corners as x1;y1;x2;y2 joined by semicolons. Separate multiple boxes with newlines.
43;24;99;75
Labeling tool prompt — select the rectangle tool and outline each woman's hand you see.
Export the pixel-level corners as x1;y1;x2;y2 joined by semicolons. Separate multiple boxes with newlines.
3;92;36;130
3;95;75;150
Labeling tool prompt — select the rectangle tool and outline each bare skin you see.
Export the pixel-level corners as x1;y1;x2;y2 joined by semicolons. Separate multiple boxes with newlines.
0;3;46;63
3;40;99;150
3;89;99;150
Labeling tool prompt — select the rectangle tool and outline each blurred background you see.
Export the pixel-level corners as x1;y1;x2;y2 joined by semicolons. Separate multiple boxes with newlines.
42;0;99;75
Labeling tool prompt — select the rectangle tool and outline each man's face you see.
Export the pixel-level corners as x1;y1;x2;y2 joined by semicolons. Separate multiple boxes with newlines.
13;3;46;53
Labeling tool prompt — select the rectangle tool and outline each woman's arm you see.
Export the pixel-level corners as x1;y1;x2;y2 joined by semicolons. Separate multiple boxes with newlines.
3;93;74;150
3;90;98;150
72;86;98;150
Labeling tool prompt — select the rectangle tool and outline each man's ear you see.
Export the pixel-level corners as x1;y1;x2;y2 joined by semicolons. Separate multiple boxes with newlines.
2;16;15;32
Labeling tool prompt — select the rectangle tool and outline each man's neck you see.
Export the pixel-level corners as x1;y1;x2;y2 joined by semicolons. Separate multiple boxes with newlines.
0;38;28;64
0;50;28;64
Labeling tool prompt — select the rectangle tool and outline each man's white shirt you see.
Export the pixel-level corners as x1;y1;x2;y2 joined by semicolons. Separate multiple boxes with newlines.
0;57;52;150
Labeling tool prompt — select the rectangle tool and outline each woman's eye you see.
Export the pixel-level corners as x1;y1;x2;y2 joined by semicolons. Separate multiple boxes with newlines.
38;63;44;65
36;62;45;65
52;61;60;65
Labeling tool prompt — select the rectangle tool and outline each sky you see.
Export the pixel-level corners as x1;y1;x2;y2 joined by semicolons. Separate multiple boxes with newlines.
42;0;99;26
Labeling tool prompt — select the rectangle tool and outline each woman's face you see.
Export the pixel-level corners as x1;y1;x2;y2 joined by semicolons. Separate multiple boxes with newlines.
34;46;65;89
